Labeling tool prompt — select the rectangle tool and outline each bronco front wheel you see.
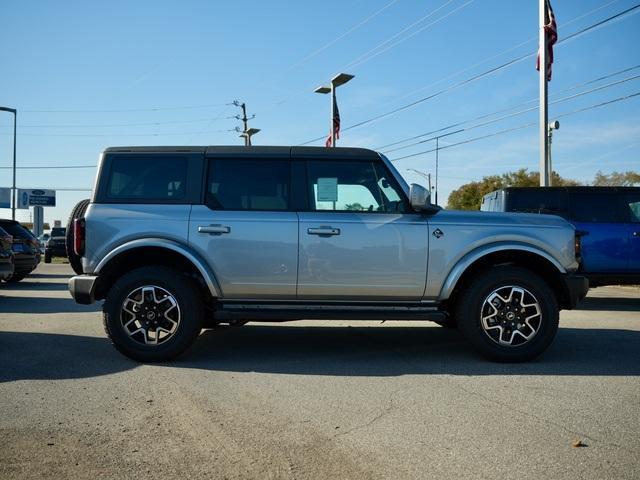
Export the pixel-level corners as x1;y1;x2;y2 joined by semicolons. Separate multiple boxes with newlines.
456;266;559;362
103;266;204;362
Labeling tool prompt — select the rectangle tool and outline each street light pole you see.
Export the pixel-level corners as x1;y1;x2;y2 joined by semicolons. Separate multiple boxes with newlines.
0;106;17;220
314;73;354;147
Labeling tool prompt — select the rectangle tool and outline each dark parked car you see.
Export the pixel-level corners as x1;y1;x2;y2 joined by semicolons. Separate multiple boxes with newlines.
0;226;14;282
0;220;40;282
44;227;67;263
481;186;640;286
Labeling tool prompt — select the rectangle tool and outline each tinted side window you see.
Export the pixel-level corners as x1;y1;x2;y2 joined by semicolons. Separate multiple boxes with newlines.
306;160;407;213
107;156;187;201
507;189;568;217
206;158;290;211
623;194;640;223
569;192;622;223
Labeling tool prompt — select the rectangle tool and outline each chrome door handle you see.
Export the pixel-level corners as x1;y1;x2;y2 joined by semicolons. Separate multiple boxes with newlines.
633;231;640;237
198;225;230;235
307;227;340;236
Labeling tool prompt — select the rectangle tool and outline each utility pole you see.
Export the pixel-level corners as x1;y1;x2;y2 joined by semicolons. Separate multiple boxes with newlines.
435;136;439;205
547;120;559;186
232;100;260;146
0;106;17;220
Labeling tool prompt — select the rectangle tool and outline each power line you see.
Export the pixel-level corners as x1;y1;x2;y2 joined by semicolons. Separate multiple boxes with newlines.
342;0;472;70
0;115;236;129
299;3;640;145
285;0;401;71
389;90;640;162
387;0;622;106
0;129;235;138
21;102;230;114
382;72;640;154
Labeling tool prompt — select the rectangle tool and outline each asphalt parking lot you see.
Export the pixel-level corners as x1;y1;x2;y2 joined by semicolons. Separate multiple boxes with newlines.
1;264;639;480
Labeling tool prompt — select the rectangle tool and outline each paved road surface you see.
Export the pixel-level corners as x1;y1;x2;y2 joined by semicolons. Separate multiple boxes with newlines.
1;264;639;479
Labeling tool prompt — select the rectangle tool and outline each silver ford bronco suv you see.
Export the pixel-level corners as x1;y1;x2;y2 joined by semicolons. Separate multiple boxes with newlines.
68;146;588;362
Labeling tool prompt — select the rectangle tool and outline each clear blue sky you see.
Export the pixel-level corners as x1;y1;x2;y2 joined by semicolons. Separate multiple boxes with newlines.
1;0;639;225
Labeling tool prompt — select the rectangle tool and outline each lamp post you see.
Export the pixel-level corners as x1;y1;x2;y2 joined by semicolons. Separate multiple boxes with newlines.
314;73;354;147
406;168;432;192
547;120;559;186
0;106;17;220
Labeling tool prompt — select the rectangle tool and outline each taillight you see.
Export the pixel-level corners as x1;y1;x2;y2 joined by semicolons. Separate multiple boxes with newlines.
574;230;587;263
74;218;86;256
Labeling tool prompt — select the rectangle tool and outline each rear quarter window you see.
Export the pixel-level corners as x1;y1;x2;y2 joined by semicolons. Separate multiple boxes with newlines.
105;156;188;202
569;192;622;223
507;189;568;217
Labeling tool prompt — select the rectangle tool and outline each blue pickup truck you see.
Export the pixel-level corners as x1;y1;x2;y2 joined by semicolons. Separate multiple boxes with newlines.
481;186;640;286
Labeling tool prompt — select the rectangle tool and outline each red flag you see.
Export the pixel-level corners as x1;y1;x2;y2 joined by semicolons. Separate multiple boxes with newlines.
536;0;558;81
325;95;341;147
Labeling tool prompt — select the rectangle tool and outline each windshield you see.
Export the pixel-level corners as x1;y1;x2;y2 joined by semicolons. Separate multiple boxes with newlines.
51;228;66;237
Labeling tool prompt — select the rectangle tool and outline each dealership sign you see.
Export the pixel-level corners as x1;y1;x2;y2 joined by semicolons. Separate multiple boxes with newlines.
17;189;56;208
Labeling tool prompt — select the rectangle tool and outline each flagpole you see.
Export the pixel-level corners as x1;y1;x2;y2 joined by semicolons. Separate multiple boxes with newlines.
539;0;549;186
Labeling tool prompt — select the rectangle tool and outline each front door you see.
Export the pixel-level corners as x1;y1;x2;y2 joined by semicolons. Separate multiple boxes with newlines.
297;158;428;300
189;156;298;299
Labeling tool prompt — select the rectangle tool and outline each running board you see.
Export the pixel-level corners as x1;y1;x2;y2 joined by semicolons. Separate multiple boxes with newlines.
213;302;447;322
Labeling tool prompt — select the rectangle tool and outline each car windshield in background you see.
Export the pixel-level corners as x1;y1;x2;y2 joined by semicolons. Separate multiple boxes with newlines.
0;222;31;239
51;228;66;237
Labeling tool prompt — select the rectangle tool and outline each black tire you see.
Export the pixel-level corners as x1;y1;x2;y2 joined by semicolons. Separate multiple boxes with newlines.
66;199;90;275
456;266;559;362
103;266;204;362
44;251;52;263
6;273;28;283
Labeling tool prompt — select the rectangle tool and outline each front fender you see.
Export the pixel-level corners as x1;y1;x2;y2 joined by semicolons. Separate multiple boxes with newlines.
438;242;566;300
95;238;221;297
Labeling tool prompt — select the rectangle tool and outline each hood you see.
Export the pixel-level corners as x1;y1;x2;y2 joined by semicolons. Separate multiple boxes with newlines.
431;209;574;230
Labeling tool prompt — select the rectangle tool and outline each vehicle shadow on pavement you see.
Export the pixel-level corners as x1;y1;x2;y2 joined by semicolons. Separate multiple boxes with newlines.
0;331;136;383
575;296;640;312
2;281;70;292
180;324;640;377
0;295;101;314
26;273;72;279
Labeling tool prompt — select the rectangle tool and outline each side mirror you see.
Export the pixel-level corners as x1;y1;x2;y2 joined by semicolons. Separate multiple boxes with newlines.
409;183;441;213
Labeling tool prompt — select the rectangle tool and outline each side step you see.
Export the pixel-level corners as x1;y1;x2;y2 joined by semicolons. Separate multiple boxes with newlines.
212;301;447;322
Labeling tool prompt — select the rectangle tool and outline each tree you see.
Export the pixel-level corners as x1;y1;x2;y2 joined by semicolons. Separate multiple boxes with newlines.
447;169;579;210
592;171;640;186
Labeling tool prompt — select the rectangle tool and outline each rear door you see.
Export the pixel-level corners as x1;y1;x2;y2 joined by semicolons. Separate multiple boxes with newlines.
568;190;628;272
188;153;298;299
296;156;428;300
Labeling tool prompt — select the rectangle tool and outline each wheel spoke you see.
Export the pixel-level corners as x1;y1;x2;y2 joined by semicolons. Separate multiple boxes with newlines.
480;285;542;347
119;285;181;347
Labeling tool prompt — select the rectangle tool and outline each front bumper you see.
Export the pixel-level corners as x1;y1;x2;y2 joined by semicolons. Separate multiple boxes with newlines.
69;275;99;304
562;273;589;309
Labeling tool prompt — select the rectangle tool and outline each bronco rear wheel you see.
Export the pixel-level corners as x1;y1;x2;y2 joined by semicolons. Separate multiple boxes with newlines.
103;266;204;362
456;266;558;362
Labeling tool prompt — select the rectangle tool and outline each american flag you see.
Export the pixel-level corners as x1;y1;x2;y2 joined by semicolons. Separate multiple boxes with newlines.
536;0;558;81
325;95;340;147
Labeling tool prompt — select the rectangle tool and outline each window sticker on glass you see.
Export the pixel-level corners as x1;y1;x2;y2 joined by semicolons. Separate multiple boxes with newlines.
317;177;338;202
